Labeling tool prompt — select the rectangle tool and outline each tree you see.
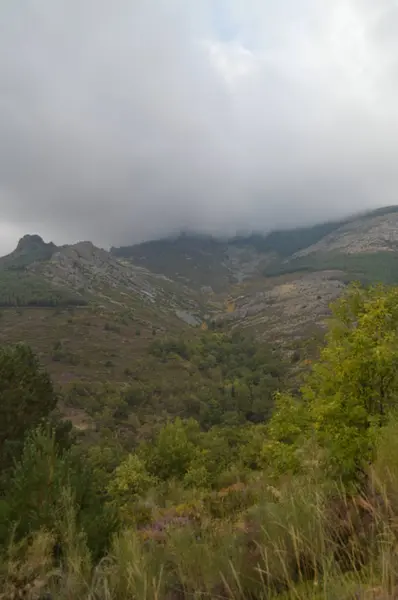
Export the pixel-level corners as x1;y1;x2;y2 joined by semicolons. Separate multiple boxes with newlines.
143;418;200;481
1;428;119;557
264;284;398;483
305;284;398;480
0;344;56;465
107;453;155;524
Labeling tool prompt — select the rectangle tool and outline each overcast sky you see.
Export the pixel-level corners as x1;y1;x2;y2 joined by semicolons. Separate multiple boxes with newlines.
0;0;398;254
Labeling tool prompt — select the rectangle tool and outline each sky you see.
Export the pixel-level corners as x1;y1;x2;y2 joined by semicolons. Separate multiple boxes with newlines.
1;0;398;254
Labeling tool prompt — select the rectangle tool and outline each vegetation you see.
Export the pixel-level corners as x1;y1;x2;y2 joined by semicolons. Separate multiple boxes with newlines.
0;344;56;472
231;219;347;257
2;283;398;597
112;233;231;290
111;224;351;289
60;331;288;441
264;250;398;285
0;271;87;307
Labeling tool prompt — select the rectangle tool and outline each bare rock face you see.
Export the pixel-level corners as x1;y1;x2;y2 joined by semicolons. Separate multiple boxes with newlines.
216;271;346;343
5;207;398;342
0;234;57;268
295;213;398;257
27;240;201;320
16;234;48;251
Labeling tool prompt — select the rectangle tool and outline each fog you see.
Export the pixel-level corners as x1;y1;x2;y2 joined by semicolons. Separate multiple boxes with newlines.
1;0;398;254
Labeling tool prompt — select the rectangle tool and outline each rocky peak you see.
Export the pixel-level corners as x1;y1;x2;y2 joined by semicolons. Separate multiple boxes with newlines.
0;234;57;269
16;234;54;253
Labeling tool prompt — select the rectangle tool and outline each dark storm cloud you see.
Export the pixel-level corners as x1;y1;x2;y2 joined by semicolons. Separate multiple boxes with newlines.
0;0;398;252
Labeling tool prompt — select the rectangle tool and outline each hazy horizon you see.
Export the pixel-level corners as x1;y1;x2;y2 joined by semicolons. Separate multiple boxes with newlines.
1;1;398;254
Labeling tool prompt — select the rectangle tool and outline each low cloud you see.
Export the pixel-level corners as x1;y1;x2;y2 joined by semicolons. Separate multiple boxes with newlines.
0;0;398;253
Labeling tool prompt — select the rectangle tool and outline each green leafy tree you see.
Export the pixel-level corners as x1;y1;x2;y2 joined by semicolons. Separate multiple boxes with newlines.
0;344;56;465
265;284;398;483
261;392;310;477
107;454;155;522
2;427;118;557
305;284;398;480
2;428;70;538
143;418;200;481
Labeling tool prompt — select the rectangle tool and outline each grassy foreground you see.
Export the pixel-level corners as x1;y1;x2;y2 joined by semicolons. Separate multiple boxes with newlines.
3;458;398;600
3;284;398;598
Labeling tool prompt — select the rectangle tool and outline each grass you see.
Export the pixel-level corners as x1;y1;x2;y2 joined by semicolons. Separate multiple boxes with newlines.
0;302;191;438
5;322;398;599
0;303;286;441
4;468;398;599
0;294;191;380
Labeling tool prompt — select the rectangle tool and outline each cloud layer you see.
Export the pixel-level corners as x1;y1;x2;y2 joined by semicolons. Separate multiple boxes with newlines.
0;0;398;253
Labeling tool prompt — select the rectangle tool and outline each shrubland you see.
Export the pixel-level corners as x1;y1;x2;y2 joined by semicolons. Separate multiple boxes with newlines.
3;284;398;598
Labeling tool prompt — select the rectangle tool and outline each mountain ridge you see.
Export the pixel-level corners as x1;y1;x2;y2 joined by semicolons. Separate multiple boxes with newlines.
2;205;398;346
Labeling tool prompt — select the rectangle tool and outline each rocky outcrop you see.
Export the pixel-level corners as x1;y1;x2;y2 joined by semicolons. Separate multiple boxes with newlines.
294;213;398;257
216;271;346;342
28;241;202;320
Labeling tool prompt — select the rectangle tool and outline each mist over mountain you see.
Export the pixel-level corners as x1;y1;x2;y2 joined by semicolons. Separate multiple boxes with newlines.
1;1;398;254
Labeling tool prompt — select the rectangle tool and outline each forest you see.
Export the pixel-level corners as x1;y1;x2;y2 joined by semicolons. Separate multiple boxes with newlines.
63;331;289;436
0;272;87;308
2;283;398;598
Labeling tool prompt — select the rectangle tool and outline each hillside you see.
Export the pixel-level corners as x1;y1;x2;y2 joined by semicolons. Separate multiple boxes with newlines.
2;210;398;597
111;233;270;292
3;278;398;599
1;206;398;428
110;207;398;343
0;237;206;426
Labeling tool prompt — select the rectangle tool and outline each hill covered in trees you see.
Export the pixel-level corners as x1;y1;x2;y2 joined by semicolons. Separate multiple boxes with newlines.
2;283;398;598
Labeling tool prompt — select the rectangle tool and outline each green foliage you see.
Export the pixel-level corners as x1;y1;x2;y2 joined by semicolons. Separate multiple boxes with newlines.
112;233;231;290
108;454;155;499
308;285;398;479
146;331;286;428
0;344;56;465
264;250;398;285
107;454;156;524
8;281;398;597
262;392;310;477
0;271;87;307
143;418;200;481
2;428;73;537
266;284;398;483
1;427;118;557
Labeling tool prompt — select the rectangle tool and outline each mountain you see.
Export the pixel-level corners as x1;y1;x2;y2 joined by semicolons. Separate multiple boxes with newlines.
0;236;201;316
111;206;398;342
0;205;397;436
1;205;398;389
0;237;206;396
111;233;270;292
0;234;57;270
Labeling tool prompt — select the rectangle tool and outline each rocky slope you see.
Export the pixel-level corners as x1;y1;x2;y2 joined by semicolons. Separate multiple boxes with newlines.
108;207;398;342
294;210;398;257
3;206;398;347
213;271;346;343
111;234;271;292
0;235;203;330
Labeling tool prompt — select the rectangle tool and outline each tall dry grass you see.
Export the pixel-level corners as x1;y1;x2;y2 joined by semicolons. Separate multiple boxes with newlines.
4;423;398;599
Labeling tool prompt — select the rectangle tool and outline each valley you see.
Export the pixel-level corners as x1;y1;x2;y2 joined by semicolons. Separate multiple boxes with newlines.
0;205;396;440
2;207;398;598
2;206;398;388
